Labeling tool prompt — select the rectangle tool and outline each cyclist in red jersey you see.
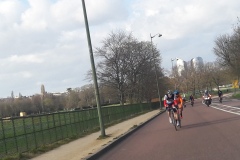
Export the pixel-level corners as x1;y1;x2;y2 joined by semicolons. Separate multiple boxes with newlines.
164;90;177;124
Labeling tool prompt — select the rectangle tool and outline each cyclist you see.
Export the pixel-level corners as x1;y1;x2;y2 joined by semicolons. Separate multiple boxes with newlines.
189;94;194;103
163;90;177;124
173;90;183;122
218;89;223;101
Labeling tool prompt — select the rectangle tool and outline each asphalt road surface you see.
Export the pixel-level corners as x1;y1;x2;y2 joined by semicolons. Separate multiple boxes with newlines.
95;97;240;160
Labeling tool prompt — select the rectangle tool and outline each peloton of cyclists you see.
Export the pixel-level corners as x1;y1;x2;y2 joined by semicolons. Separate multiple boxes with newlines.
164;90;183;126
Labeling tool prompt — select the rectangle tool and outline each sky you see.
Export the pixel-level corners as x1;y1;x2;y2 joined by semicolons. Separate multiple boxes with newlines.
0;0;240;98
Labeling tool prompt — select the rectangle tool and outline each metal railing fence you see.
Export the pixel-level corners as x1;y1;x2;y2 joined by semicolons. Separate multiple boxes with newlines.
0;103;151;158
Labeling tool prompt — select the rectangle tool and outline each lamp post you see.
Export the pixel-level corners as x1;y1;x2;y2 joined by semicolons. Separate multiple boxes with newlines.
171;58;177;89
150;33;162;110
171;58;175;71
81;0;105;137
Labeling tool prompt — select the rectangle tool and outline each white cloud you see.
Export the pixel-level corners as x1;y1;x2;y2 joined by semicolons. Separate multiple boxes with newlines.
0;0;240;97
8;54;43;63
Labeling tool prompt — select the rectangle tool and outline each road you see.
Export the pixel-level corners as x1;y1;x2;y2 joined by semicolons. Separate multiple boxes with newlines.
95;97;240;160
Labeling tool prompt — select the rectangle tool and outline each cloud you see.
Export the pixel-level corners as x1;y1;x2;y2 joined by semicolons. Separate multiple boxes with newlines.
0;0;240;97
8;54;43;63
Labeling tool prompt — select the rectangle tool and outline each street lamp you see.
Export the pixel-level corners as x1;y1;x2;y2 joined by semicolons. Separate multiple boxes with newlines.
171;58;175;71
150;33;162;110
171;58;177;89
81;0;105;137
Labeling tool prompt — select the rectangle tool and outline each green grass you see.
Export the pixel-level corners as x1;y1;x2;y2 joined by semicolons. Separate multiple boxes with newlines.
232;93;240;99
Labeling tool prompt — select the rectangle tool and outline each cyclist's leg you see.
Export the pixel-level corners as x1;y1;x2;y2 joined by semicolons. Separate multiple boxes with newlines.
177;104;183;117
173;106;178;120
180;108;183;118
166;107;171;117
166;107;172;123
174;106;181;126
176;108;181;126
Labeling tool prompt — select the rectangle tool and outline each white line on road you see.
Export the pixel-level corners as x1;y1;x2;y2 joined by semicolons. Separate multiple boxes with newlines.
211;103;240;115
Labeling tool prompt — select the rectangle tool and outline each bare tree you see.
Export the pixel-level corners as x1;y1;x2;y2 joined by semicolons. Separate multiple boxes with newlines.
95;30;163;105
213;24;240;81
79;84;95;108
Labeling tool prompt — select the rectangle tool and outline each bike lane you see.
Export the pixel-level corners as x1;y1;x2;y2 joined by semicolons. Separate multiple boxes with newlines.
93;99;240;160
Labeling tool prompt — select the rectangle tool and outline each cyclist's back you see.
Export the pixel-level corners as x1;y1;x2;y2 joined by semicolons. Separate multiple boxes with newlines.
189;95;194;101
218;90;223;97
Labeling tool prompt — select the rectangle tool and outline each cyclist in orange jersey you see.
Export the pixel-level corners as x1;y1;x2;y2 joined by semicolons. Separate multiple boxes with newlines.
173;90;183;122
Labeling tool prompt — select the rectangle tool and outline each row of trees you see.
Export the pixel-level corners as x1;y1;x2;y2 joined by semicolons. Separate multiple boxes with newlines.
171;20;240;94
0;30;168;117
171;61;230;95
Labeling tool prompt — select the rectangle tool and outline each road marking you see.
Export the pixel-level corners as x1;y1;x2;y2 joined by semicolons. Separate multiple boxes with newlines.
211;103;240;115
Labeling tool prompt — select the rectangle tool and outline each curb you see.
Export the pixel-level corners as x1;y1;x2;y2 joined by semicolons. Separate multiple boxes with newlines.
84;109;165;160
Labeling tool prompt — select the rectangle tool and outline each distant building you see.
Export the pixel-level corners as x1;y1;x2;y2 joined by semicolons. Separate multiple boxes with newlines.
173;57;204;75
176;58;187;76
191;57;204;70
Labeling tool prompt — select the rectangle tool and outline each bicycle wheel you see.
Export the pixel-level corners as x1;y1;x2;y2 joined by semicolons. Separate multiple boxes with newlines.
171;110;177;131
178;112;181;128
174;119;177;131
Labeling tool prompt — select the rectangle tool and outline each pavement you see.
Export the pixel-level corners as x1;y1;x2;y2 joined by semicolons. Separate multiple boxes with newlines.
32;109;164;160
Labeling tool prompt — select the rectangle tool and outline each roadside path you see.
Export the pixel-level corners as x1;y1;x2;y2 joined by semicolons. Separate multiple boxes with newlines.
32;109;162;160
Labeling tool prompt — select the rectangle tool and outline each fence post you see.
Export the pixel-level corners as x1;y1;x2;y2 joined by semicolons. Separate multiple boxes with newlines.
1;120;7;155
39;116;44;145
22;118;29;150
64;113;68;137
58;113;63;140
46;114;52;143
12;119;19;152
31;117;38;149
77;111;81;135
69;112;73;137
53;114;57;140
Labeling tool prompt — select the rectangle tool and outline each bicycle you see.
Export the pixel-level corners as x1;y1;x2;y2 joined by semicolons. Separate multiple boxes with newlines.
169;107;177;131
219;96;222;103
169;106;181;131
190;100;194;107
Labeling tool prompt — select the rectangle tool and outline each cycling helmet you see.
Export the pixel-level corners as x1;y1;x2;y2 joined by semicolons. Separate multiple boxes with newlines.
167;90;172;94
174;90;179;95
